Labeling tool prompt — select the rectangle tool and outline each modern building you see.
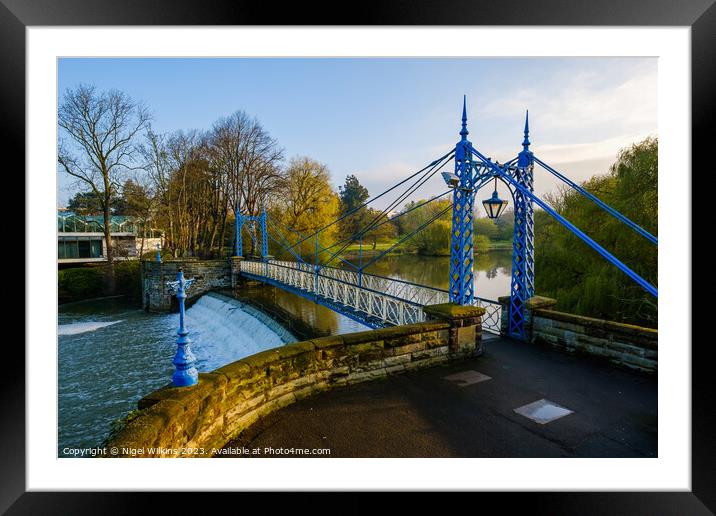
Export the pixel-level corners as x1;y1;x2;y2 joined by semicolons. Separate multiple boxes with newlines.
57;210;163;265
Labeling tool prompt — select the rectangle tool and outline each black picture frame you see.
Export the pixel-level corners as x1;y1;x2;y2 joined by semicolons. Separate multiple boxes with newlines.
5;0;712;513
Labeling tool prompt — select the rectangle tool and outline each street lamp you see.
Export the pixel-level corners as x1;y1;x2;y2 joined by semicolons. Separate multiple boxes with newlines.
155;243;162;263
482;178;509;219
166;268;198;387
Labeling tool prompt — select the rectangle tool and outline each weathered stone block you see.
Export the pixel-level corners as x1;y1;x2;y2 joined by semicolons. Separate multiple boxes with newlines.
423;302;486;320
383;354;411;367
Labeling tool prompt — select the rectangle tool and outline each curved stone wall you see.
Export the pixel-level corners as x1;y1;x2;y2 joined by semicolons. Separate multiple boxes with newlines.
105;304;485;457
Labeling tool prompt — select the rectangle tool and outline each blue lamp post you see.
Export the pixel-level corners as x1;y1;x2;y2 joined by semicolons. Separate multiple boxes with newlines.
166;268;198;387
155;243;162;263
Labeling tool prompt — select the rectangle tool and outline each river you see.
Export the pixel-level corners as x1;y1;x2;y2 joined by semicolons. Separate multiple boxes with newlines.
57;250;512;455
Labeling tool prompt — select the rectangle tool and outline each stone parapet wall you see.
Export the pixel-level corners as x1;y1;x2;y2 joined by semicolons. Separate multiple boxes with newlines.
531;309;657;373
142;259;232;311
499;296;657;373
105;303;484;457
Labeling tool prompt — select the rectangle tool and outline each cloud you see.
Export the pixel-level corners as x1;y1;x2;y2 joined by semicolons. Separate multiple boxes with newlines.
481;62;657;136
535;131;655;165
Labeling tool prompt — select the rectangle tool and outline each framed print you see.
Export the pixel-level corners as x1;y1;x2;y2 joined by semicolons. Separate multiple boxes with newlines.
6;0;714;512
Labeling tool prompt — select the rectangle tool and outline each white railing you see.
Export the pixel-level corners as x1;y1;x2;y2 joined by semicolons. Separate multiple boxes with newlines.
240;259;502;333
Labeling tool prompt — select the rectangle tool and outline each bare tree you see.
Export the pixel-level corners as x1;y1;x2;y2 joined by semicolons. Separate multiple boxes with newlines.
58;84;150;291
208;111;284;255
141;128;176;256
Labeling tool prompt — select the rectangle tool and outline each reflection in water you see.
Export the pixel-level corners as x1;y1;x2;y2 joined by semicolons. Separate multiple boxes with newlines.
235;284;368;339
351;250;512;302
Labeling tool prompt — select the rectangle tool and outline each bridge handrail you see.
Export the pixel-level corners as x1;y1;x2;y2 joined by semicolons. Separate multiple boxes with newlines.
244;258;499;306
240;259;426;327
264;259;440;307
315;261;499;305
241;258;503;333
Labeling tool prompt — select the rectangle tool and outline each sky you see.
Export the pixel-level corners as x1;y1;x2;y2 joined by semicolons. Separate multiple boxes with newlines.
57;57;657;211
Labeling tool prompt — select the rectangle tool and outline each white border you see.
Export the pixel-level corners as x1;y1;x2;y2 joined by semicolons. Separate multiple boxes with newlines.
27;27;690;491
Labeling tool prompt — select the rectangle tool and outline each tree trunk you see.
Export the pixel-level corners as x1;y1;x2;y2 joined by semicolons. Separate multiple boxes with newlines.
103;201;116;294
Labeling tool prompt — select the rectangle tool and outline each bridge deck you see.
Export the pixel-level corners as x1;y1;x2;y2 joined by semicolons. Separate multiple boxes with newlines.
240;259;503;332
220;335;656;458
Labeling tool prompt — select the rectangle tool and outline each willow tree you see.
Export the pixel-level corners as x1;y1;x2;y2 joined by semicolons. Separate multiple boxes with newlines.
58;84;150;291
270;157;340;261
534;137;658;326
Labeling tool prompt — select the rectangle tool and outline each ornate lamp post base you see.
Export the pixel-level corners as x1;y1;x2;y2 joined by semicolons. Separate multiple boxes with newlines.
172;330;199;387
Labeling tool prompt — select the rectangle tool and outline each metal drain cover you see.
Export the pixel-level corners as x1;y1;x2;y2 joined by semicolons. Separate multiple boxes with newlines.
444;370;492;387
514;399;573;424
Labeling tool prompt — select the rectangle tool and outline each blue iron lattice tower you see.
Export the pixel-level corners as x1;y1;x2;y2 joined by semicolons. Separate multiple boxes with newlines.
235;212;244;257
508;111;536;338
235;209;269;260
449;97;479;305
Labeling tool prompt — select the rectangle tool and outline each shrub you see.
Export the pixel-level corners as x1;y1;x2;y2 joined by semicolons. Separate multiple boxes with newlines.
58;267;103;301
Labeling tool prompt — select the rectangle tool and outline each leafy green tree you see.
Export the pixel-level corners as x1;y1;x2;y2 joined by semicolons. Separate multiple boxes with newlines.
493;207;515;241
398;199;452;256
474;217;499;241
361;208;398;249
67;191;107;215
534;137;658;327
338;174;371;241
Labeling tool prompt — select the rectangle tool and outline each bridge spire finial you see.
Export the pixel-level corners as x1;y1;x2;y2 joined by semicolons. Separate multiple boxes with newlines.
460;95;469;140
522;109;530;149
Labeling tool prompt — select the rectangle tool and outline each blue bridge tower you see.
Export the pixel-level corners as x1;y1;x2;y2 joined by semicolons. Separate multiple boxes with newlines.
448;96;479;306
508;111;536;339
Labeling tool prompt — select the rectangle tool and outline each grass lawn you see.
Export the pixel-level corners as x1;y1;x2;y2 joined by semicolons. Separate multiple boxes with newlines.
341;239;398;252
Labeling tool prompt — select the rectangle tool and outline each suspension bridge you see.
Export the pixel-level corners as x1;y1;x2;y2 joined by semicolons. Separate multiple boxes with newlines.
234;97;658;338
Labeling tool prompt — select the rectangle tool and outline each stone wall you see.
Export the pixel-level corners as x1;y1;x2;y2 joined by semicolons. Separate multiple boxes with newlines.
499;296;657;373
142;259;232;312
105;303;485;457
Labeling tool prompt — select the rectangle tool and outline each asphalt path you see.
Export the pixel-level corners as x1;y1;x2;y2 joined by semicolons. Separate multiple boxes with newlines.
220;335;657;458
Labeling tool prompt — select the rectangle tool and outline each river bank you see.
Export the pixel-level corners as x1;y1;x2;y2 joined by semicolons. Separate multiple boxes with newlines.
58;261;143;304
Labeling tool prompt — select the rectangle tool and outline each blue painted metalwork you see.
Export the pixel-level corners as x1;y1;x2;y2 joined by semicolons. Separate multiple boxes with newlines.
165;268;198;387
449;96;478;305
260;209;269;260
533;156;658;244
361;201;453;271
235;210;268;259
232;97;657;343
239;258;504;333
155;243;162;263
508;110;536;339
498;170;658;298
235;209;244;257
268;216;360;270
268;150;456;261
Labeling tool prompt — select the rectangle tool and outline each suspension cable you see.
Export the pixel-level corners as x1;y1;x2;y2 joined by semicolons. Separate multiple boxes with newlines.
358;202;453;271
355;155;454;241
468;146;657;296
323;188;454;252
533;156;657;245
268;217;360;270
281;149;455;250
498;168;657;297
318;154;454;268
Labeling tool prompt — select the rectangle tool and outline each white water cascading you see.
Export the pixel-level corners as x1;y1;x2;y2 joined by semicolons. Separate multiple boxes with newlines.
183;293;296;372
